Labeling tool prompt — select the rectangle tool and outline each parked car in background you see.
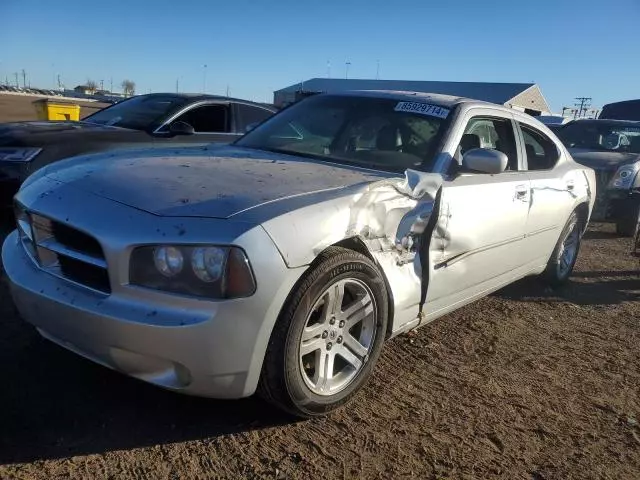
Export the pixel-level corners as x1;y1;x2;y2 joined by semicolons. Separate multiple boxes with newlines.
0;93;276;208
3;91;595;417
556;119;640;235
600;99;640;121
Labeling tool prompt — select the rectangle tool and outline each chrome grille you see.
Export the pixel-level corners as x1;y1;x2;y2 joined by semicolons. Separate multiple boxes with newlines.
15;206;111;294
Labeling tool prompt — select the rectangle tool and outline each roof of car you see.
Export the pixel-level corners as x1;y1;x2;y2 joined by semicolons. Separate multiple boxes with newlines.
134;93;277;110
567;118;640;126
326;89;490;107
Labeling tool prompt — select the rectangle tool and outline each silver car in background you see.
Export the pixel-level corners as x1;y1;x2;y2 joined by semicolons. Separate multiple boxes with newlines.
2;91;596;417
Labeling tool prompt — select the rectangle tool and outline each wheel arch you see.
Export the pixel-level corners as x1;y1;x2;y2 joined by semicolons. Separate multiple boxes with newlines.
574;201;590;234
319;237;396;339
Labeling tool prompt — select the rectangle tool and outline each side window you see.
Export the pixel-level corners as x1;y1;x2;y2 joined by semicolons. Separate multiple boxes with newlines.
174;104;229;133
520;124;559;170
454;117;518;171
236;104;273;132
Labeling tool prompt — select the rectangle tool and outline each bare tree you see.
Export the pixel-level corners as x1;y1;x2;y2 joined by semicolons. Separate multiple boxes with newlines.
121;79;136;97
86;79;97;93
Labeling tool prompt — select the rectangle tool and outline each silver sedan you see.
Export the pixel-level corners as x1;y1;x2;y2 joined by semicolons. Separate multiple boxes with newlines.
2;91;596;417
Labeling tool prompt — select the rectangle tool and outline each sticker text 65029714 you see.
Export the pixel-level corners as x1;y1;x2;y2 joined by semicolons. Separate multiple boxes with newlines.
394;102;450;119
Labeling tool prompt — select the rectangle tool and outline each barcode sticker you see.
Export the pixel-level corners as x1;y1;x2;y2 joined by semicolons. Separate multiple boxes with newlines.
394;102;450;119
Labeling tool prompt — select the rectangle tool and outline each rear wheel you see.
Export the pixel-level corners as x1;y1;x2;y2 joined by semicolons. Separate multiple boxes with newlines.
544;211;582;286
258;247;388;418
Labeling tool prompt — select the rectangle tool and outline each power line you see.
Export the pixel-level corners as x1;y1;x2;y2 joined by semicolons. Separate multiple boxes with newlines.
573;97;592;119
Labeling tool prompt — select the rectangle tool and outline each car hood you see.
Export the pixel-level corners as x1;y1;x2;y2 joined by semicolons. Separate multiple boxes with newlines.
42;145;390;218
569;148;640;171
0;121;134;145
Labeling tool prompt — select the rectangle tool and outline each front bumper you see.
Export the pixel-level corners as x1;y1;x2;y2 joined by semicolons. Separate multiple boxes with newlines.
2;225;305;399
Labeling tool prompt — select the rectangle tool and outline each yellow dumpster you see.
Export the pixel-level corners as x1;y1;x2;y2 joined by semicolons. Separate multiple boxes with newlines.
33;99;81;121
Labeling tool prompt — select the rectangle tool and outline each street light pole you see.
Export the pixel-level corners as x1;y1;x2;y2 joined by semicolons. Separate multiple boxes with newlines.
203;64;208;93
345;61;351;79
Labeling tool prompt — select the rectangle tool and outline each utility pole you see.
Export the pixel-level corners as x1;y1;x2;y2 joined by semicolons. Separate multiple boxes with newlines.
376;60;380;80
574;97;592;119
327;60;331;78
226;85;230;97
110;78;113;93
21;69;26;88
345;61;351;79
176;77;179;93
14;72;19;87
100;79;104;91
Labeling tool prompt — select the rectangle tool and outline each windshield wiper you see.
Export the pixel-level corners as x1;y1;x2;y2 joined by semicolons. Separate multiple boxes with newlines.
248;146;331;163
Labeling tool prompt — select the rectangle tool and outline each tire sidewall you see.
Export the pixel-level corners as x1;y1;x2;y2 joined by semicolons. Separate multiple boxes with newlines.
282;257;388;416
616;196;640;237
548;211;581;283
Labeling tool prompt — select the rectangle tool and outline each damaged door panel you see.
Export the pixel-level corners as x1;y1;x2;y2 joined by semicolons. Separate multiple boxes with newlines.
423;171;531;320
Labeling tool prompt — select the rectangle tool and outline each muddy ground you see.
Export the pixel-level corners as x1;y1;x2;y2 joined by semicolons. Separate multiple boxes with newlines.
0;221;638;479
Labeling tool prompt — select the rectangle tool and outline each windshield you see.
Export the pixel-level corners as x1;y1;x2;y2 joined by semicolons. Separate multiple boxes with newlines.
236;95;451;172
558;122;640;153
83;95;187;130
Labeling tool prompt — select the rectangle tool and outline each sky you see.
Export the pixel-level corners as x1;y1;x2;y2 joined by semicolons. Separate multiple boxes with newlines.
1;0;638;112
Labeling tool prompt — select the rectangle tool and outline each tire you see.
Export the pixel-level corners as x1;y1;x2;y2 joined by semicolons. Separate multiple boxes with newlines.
544;211;583;287
615;197;640;237
258;246;388;418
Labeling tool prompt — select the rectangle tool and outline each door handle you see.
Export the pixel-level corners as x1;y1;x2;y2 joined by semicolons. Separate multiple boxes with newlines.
566;180;575;191
515;184;529;200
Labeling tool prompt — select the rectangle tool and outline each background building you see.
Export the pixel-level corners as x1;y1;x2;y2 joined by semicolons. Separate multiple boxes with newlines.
274;79;552;116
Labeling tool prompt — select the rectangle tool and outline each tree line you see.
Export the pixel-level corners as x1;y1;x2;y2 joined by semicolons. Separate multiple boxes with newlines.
85;78;136;96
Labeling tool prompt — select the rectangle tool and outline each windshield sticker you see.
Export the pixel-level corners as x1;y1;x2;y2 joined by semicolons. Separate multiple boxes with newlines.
394;102;449;119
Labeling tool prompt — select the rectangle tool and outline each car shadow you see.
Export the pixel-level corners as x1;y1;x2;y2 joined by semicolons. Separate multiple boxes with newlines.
494;272;639;306
582;229;621;241
0;290;295;465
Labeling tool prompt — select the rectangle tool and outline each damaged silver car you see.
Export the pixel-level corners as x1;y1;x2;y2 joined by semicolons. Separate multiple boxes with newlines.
2;91;596;417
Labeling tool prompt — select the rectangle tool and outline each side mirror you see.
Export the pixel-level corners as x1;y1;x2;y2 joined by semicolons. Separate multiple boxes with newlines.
462;148;508;174
245;122;259;133
169;121;195;136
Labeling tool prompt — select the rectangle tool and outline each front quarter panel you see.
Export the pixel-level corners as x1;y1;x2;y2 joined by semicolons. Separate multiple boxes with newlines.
260;171;444;334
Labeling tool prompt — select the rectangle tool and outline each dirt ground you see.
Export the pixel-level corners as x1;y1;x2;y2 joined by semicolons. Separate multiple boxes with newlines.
0;94;109;122
0;220;638;480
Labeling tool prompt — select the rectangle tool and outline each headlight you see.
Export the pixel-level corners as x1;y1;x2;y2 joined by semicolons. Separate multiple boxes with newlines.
609;162;640;190
0;147;42;163
153;246;184;277
130;245;256;299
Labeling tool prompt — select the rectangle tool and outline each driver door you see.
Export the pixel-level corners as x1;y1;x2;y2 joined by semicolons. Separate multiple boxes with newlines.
426;111;531;314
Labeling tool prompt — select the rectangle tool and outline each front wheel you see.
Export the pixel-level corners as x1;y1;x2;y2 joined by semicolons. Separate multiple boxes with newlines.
615;196;640;237
543;211;583;286
258;247;388;418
